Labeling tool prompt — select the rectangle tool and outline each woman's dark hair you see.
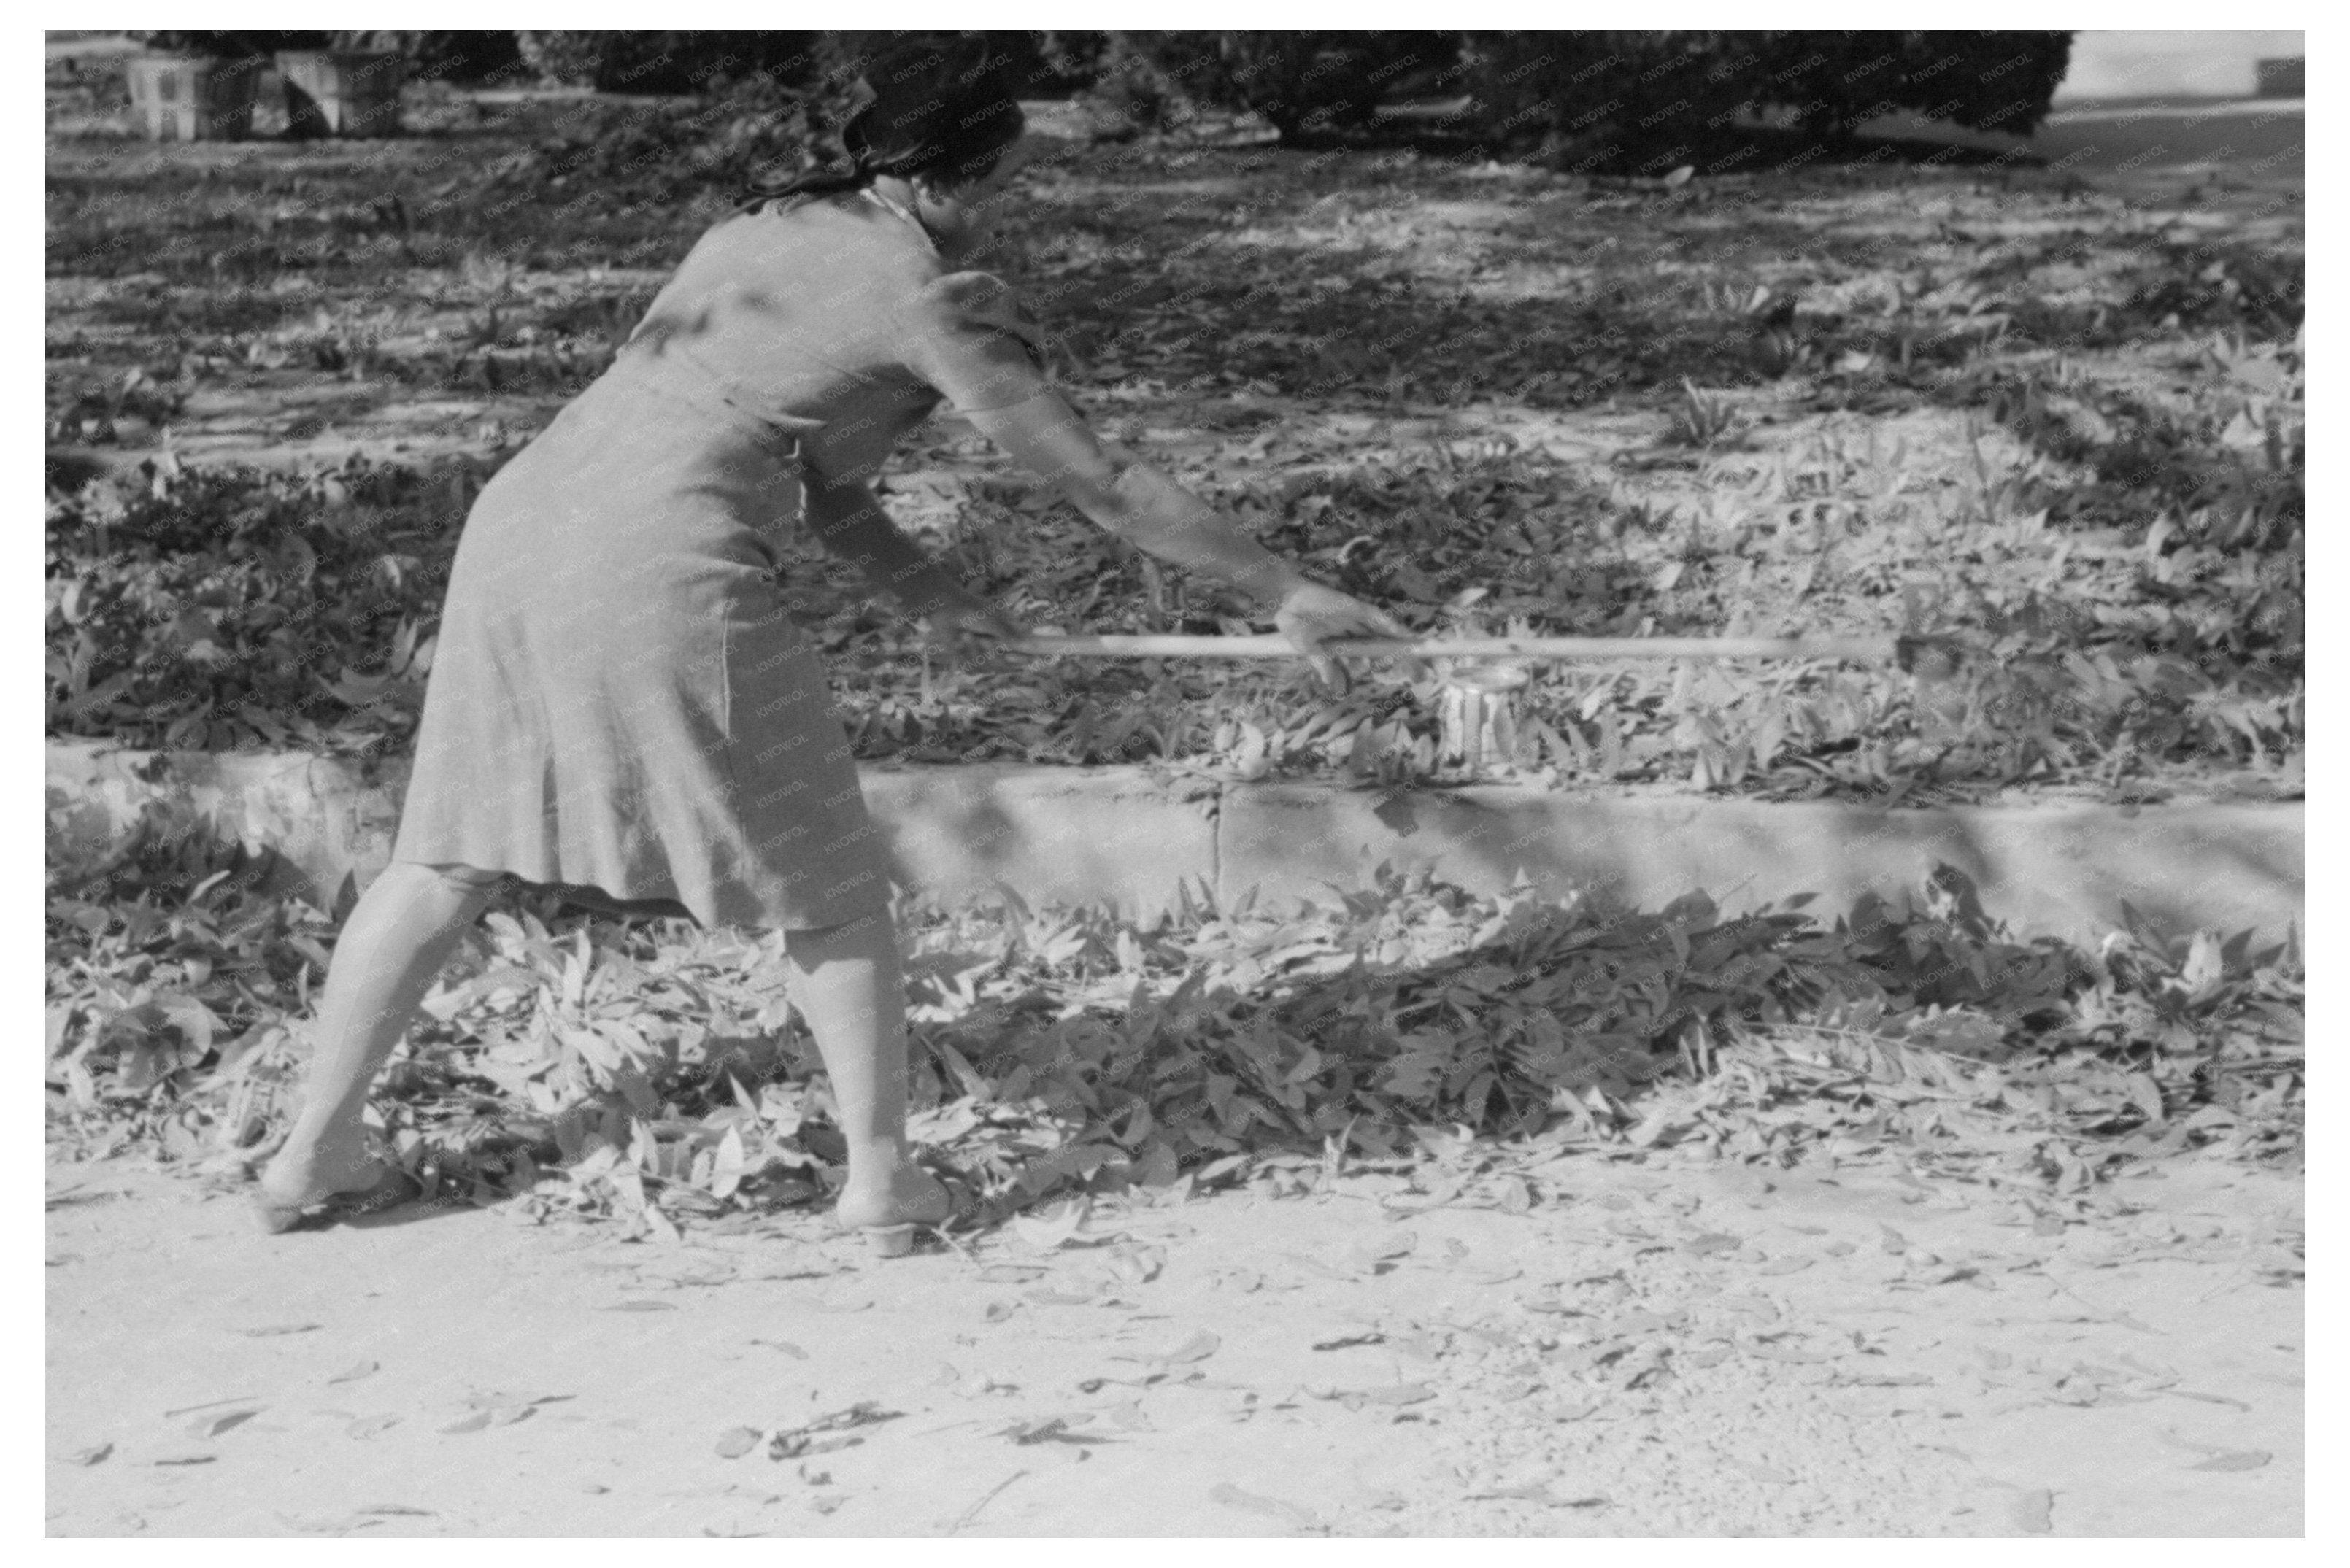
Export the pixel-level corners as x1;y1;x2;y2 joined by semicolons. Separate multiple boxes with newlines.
736;36;1025;213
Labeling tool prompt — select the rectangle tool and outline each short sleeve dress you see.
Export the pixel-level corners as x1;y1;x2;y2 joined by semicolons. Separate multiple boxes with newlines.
388;188;1052;931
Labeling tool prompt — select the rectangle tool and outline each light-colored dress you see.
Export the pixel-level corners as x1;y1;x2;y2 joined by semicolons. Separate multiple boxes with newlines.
390;189;1050;930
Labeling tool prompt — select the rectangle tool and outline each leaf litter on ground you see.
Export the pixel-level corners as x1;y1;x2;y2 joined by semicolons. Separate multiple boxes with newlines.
46;834;2301;1245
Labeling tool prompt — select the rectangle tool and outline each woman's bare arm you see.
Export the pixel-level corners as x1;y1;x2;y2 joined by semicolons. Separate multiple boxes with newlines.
801;466;982;622
961;390;1311;606
960;389;1411;679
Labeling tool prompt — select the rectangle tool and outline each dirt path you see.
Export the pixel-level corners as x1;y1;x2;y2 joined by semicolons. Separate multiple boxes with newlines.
46;1149;2301;1537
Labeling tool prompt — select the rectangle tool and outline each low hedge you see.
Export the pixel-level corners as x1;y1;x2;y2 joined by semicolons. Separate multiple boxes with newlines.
1097;30;2071;157
182;29;2070;161
1458;31;2073;164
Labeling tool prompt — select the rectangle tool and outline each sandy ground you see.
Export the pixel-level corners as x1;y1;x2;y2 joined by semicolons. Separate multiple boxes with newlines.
46;1148;2302;1537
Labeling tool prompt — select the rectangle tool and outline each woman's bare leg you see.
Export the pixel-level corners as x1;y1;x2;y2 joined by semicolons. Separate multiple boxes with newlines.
258;862;501;1207
783;905;949;1228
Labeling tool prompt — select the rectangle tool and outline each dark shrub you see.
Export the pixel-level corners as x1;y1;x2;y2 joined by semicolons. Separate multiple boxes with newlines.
516;31;825;94
509;29;1079;101
125;31;286;58
1124;31;1458;141
1463;31;2071;166
408;31;528;85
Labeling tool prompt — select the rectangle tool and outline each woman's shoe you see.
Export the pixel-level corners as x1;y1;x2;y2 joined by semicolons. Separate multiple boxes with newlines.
853;1173;982;1259
253;1165;424;1235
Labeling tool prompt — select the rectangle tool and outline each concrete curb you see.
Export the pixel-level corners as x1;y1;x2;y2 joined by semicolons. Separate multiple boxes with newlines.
45;741;2303;946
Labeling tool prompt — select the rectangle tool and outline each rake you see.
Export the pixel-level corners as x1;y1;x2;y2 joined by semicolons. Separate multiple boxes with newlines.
999;630;1967;777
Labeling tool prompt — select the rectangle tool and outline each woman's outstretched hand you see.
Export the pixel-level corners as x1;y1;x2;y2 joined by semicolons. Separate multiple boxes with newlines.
919;583;1027;667
1274;581;1417;695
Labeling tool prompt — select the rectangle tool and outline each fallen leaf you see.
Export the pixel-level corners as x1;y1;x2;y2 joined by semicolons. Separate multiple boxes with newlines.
185;1407;262;1439
439;1410;492;1435
357;1504;432;1517
977;1265;1044;1284
1311;1331;1386;1352
1075;1373;1160;1395
984;1299;1018;1323
1683;1232;1741;1256
751;1339;809;1359
1150;1329;1220;1364
2008;1488;2054;1533
1010;1198;1090;1253
1209;1481;1319;1531
1365;1382;1436;1405
239;1323;321;1337
1354;1230;1418;1261
1754;1257;1813;1276
327;1360;380;1385
714;1426;763;1459
604;1299;677;1313
458;1390;571;1413
2168;1389;2254;1413
66;1442;112;1467
1001;1416;1106;1446
1107;1244;1165;1286
280;1512;381;1536
765;1402;900;1459
1023;1288;1098;1307
2187;1450;2271;1472
785;1433;866;1459
152;1453;217;1466
948;1469;1030;1532
347;1415;401;1440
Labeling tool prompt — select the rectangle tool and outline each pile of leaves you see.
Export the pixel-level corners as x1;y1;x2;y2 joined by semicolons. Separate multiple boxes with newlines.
42;400;2304;799
993;143;2304;414
45;455;463;754
46;808;2303;1232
